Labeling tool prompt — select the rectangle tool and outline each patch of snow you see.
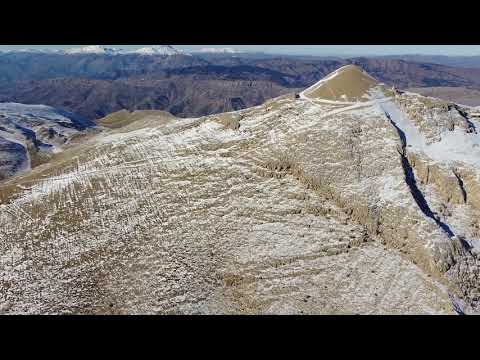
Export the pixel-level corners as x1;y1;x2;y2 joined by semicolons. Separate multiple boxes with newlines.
377;99;480;168
469;239;480;253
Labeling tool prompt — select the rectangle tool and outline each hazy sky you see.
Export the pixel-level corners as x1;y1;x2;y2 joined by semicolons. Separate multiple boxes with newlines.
2;45;480;56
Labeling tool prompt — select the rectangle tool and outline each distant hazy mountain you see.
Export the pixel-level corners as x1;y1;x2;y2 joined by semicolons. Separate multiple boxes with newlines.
130;45;190;56
64;45;123;55
379;54;480;69
406;86;480;107
2;51;480;120
197;47;242;54
0;48;63;54
0;50;208;83
64;45;189;56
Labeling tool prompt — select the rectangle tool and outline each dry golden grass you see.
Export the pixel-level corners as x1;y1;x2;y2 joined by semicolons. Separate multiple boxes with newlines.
305;65;378;102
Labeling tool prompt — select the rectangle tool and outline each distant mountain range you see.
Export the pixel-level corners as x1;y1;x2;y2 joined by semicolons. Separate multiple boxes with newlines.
2;45;191;56
2;49;480;120
196;47;242;54
64;45;125;55
4;47;480;68
379;54;480;68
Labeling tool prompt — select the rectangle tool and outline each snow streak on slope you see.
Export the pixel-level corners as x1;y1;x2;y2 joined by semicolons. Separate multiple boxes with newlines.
378;100;456;238
377;98;480;168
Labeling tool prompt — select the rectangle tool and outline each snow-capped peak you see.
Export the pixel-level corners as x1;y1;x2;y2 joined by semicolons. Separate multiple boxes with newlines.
64;45;123;55
198;47;242;54
131;45;189;56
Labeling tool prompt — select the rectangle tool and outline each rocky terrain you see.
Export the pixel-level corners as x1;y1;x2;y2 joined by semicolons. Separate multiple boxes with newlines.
0;65;478;314
2;49;480;119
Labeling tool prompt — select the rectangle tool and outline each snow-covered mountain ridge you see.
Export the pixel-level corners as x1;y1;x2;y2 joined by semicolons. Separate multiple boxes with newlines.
1;65;479;314
197;47;242;54
57;45;189;56
0;45;191;56
132;45;189;56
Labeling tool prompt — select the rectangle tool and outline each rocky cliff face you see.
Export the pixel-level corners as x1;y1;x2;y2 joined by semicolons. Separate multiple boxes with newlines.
0;65;478;314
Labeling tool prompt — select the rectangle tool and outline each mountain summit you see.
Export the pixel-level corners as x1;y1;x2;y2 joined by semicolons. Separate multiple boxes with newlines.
301;65;379;102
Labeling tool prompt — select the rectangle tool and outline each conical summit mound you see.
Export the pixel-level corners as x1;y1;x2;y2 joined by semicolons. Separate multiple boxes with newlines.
302;64;379;102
